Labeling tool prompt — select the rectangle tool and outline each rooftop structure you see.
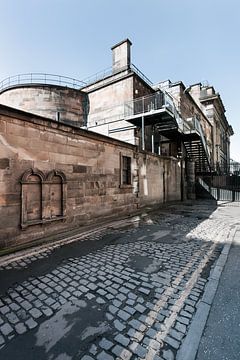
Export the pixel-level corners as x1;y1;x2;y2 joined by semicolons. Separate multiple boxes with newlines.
0;39;234;172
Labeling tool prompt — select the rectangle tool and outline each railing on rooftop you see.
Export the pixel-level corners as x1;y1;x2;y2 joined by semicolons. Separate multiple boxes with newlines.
0;63;153;93
124;91;175;118
80;66;113;87
0;73;87;92
130;64;153;87
81;63;153;88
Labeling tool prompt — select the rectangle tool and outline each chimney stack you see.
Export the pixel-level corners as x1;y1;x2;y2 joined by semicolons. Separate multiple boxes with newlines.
111;39;132;73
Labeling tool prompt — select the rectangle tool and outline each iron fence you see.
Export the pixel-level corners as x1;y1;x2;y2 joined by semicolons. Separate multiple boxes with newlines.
210;162;240;176
198;162;240;202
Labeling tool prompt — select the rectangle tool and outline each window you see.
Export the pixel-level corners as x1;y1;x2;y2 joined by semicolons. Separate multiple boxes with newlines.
21;168;66;228
122;156;131;185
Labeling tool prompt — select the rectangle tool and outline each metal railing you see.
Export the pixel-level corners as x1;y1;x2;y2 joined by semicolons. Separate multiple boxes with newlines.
183;116;210;159
81;63;153;88
80;66;114;87
210;162;240;175
124;91;175;118
0;73;86;92
130;64;153;86
0;63;153;93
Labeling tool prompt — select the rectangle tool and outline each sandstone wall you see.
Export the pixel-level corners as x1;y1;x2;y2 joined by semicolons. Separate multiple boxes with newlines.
138;153;182;205
86;74;154;146
0;105;182;250
86;76;133;126
86;76;136;145
0;86;87;126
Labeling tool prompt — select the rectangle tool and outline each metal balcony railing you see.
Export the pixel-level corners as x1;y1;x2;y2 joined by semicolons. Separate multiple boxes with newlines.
0;73;86;92
124;91;175;118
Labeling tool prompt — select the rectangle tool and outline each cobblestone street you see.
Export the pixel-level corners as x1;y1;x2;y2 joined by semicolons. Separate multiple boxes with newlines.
0;200;239;360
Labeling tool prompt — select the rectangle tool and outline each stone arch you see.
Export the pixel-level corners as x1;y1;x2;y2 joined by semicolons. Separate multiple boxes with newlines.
46;170;66;183
21;168;45;183
21;168;44;227
20;168;66;228
45;170;66;219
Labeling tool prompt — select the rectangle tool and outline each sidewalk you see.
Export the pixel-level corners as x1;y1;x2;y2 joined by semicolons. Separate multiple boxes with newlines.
195;227;240;360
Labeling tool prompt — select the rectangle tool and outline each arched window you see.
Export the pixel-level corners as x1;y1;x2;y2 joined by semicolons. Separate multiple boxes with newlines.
21;169;44;228
20;168;66;228
45;170;66;219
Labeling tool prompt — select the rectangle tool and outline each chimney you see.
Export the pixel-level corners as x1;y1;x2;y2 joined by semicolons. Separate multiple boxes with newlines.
111;39;132;73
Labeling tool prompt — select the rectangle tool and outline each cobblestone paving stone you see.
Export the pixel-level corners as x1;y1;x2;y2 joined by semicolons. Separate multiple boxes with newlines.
0;202;236;359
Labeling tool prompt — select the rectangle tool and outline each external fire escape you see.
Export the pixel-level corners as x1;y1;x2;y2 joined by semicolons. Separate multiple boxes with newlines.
181;116;211;173
124;91;211;173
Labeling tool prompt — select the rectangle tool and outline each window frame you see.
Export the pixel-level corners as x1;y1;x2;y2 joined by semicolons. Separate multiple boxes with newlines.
120;154;132;187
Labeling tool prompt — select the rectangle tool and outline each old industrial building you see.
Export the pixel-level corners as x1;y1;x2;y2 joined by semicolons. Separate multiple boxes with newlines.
0;39;234;251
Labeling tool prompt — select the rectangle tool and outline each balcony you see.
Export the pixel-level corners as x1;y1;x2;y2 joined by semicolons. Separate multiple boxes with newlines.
124;91;177;125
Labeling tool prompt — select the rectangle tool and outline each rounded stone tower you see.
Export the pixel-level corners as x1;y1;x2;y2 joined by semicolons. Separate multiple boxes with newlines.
0;74;88;127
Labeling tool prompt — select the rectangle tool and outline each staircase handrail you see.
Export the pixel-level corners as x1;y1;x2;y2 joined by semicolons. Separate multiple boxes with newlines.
193;117;210;161
198;177;210;192
183;116;210;162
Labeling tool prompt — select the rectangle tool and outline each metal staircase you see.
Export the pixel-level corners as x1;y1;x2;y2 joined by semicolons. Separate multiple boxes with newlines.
181;116;211;173
124;91;211;173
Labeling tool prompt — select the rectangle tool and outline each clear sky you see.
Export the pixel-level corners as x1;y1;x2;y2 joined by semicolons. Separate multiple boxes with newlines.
0;0;239;161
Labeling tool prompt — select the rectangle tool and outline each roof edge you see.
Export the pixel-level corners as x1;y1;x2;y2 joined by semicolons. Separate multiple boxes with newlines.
111;38;132;50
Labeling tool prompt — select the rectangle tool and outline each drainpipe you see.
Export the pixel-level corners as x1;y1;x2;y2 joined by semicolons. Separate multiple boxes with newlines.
142;116;145;151
152;128;154;153
186;159;196;200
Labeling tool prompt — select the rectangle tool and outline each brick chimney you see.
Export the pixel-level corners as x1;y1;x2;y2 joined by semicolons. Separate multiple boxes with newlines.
111;39;132;73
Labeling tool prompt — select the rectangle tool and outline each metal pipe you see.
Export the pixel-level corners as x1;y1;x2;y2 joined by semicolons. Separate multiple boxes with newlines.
152;131;154;153
142;116;145;151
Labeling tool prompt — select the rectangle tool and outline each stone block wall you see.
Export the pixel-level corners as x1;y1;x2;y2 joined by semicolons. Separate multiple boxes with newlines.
138;153;182;205
86;76;133;127
0;105;182;251
0;86;87;126
133;76;153;99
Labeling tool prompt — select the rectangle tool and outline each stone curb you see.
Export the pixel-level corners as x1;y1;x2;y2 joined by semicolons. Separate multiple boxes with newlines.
176;225;238;360
0;217;134;267
0;200;194;267
0;200;172;267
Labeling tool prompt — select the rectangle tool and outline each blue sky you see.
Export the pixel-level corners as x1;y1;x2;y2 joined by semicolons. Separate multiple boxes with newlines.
0;0;239;161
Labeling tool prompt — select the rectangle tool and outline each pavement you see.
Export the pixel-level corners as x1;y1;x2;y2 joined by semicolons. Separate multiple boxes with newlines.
195;220;240;360
0;200;239;360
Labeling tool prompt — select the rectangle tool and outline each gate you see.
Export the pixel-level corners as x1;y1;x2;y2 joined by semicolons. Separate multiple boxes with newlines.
199;162;240;202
